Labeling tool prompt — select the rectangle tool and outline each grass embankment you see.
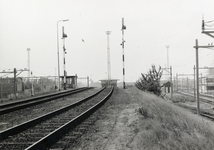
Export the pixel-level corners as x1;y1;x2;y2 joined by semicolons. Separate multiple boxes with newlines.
133;87;214;150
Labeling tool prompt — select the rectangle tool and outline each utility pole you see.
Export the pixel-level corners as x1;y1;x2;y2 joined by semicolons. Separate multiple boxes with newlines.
106;31;111;87
14;68;17;99
31;71;34;96
166;45;170;80
195;39;200;114
162;67;173;98
170;66;173;98
27;48;30;79
121;18;126;89
193;41;214;115
193;19;214;114
87;76;89;87
194;65;196;101
176;73;178;91
0;77;2;100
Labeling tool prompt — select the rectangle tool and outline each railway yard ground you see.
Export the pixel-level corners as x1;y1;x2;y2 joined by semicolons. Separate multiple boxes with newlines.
1;86;214;149
72;86;214;150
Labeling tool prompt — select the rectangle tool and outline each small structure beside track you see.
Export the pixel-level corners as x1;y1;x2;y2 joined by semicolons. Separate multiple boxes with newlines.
100;79;118;87
60;75;77;89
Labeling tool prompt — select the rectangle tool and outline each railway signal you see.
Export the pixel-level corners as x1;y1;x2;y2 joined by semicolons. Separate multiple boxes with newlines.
57;19;69;91
121;18;126;89
62;26;68;90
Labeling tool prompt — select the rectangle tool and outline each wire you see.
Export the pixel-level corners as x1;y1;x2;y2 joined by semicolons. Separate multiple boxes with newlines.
173;51;214;68
205;20;214;23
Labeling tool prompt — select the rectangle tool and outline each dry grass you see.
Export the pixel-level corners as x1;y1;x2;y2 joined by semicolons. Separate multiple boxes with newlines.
131;87;214;150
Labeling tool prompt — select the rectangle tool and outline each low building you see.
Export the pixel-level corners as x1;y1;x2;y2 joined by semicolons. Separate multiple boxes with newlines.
162;81;173;93
60;75;77;89
206;75;214;91
100;79;118;87
0;77;23;98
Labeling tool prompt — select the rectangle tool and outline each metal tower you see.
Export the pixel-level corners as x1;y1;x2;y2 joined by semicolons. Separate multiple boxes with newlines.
105;31;111;86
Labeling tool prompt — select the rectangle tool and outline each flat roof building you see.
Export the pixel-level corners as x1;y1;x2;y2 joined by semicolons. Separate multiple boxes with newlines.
100;79;119;87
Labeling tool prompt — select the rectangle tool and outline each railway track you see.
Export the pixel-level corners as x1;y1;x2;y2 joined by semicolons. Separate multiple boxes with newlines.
177;91;214;105
175;92;214;121
0;87;114;150
0;87;91;115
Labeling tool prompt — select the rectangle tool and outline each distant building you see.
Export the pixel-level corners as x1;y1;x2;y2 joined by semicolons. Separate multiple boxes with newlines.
100;79;118;87
206;75;214;91
60;75;77;89
0;77;23;98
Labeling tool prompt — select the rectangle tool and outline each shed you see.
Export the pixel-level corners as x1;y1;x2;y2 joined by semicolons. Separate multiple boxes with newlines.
60;75;77;89
162;81;173;93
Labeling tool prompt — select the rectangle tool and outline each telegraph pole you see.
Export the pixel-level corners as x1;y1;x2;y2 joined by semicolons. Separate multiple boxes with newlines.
106;31;111;87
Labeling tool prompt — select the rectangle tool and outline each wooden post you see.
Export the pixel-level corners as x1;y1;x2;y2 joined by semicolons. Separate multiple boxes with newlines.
194;65;196;101
170;66;173;98
176;73;178;91
14;68;17;99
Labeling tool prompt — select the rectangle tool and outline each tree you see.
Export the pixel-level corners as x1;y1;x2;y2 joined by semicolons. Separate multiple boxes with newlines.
135;65;163;96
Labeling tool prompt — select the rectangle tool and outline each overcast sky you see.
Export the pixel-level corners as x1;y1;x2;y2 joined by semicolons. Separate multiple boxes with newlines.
1;0;214;82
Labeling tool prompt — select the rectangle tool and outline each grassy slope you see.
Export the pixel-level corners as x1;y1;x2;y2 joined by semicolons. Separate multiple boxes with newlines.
129;86;214;150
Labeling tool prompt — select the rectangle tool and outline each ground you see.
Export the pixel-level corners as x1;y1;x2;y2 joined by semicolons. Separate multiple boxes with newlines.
72;86;214;150
75;86;143;150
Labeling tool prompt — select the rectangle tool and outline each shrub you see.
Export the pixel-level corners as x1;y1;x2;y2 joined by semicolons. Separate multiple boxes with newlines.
135;65;162;96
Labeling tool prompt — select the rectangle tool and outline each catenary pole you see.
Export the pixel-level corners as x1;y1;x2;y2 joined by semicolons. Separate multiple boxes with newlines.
170;66;173;98
27;48;30;79
195;39;200;115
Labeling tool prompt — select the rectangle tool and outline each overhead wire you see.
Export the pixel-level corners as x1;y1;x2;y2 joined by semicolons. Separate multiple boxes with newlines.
173;50;214;68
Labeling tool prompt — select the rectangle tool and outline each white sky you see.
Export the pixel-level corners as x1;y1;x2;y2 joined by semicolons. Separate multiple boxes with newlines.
1;0;214;82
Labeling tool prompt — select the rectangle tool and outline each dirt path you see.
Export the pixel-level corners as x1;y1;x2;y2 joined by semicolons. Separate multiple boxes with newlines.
71;86;214;150
75;87;142;150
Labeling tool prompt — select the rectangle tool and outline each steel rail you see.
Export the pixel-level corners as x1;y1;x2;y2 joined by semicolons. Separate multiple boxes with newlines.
0;87;89;108
0;87;105;142
25;87;114;150
0;87;92;114
177;91;214;104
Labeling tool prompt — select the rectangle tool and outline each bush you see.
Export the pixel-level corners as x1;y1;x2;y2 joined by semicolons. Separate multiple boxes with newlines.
135;65;162;96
